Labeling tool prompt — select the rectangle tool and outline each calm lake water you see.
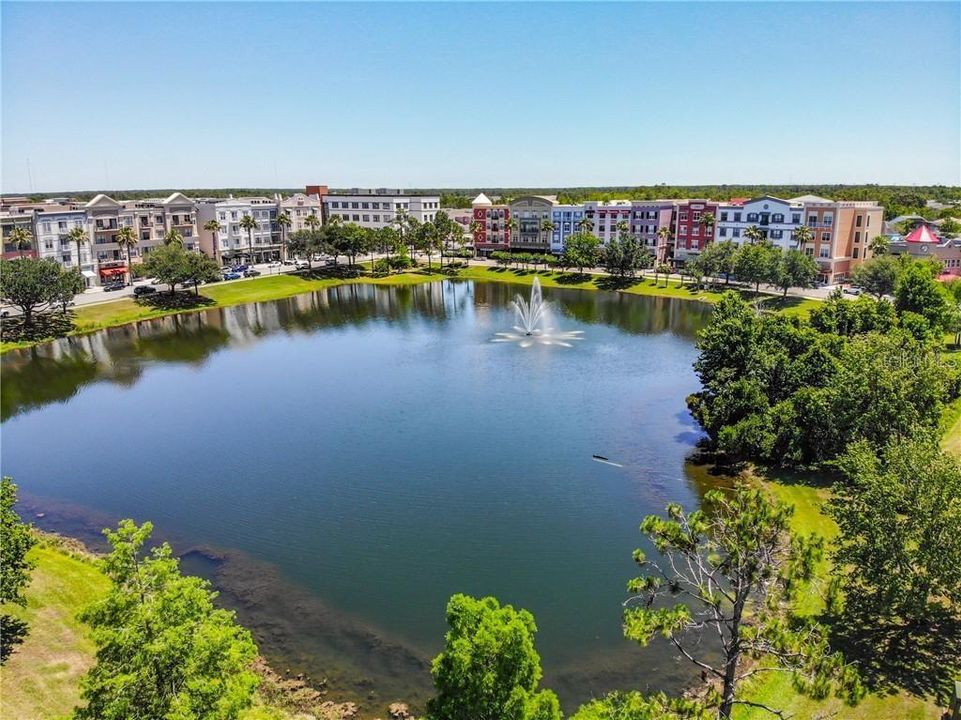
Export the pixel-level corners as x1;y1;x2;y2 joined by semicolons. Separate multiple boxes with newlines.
1;280;716;713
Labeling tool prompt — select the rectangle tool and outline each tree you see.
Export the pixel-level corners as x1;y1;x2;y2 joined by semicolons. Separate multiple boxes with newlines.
427;594;561;720
792;225;814;254
181;251;222;294
851;255;899;299
625;485;860;720
377;226;403;271
831;438;961;623
1;477;36;609
0;257;77;325
697;239;738;286
275;211;292;261
894;258;952;330
52;267;86;312
340;223;368;267
303;213;322;233
392;209;415;260
540;218;555;252
203;220;223;265
141;243;197;294
114;226;138;284
164;228;184;247
74;520;258;720
578;216;595;234
68;225;89;274
8;226;33;258
564;232;600;275
239;213;258;264
772;248;818;298
654;262;672;288
743;225;765;245
867;234;890;256
286;229;323;270
572;691;710;720
604;223;650;280
734;241;778;293
655;226;673;264
700;212;715;238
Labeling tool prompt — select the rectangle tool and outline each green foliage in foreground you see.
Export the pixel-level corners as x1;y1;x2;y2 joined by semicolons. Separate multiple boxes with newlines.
142;243;222;294
831;438;961;624
571;690;712;720
688;290;956;468
428;594;561;720
74;520;259;720
0;257;84;324
624;485;861;720
0;477;35;608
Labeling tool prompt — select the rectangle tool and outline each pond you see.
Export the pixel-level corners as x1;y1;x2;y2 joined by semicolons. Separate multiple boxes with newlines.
1;280;716;713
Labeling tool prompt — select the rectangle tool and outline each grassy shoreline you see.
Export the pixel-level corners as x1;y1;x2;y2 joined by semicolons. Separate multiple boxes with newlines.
1;264;820;353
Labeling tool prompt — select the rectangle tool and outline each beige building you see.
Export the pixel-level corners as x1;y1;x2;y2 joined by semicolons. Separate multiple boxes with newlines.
792;195;884;283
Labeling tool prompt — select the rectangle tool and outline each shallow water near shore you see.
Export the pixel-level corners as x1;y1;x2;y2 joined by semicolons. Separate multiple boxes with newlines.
2;280;716;714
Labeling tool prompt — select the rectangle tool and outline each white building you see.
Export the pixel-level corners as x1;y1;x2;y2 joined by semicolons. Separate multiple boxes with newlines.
31;205;94;283
323;189;441;229
714;195;805;250
278;193;323;233
549;204;586;253
196;196;281;263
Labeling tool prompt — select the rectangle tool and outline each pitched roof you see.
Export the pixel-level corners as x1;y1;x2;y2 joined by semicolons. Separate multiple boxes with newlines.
85;193;121;209
472;193;492;207
904;224;940;244
789;194;834;204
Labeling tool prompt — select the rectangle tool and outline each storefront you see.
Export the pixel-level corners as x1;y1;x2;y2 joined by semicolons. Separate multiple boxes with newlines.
98;262;127;285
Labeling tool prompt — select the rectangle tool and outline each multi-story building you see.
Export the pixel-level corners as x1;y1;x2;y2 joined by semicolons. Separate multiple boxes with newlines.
630;201;675;263
279;193;323;234
673;199;719;261
1;209;38;260
196;196;281;263
549;204;586;253
30;205;94;284
323;189;441;230
792;195;883;283
509;196;556;253
471;193;511;257
584;200;633;245
713;196;804;251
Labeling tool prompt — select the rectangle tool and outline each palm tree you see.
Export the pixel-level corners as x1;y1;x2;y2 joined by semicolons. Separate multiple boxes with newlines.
9;226;32;258
68;225;88;272
276;211;292;261
744;225;764;245
239;213;258;264
655;226;672;266
578;216;594;234
700;212;715;233
468;219;482;261
164;228;184;246
392;209;412;258
203;220;222;265
303;213;322;231
791;225;814;256
867;234;889;257
507;216;518;248
114;226;138;284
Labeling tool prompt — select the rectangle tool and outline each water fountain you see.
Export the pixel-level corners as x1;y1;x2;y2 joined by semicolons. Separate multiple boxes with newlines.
492;277;584;348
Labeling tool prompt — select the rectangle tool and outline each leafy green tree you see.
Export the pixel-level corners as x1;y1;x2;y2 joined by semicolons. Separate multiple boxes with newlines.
114;226;139;284
625;486;861;720
894;259;952;330
141;243;214;295
604;224;649;279
52;267;86;312
287;229;324;269
772;248;818;297
831;438;961;623
734;241;778;293
0;257;79;325
239;213;258;263
852;255;899;299
572;691;710;720
427;594;561;720
1;477;36;609
809;290;896;337
180;252;222;294
74;520;258;720
867;234;890;256
164;228;184;247
563;232;600;275
941;218;961;237
743;225;765;245
697;239;738;286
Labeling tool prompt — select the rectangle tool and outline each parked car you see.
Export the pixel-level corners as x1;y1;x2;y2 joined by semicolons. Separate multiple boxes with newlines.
103;281;125;292
267;260;282;267
294;260;310;270
843;286;862;296
281;259;295;266
233;264;249;272
325;259;336;266
244;268;261;277
133;285;157;297
222;271;242;281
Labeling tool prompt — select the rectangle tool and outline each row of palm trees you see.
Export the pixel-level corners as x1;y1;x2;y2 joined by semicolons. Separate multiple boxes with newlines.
203;210;322;266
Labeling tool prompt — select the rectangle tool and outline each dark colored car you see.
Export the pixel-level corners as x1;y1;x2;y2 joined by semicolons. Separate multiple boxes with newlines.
243;268;261;277
222;272;242;281
133;285;157;297
233;264;249;272
103;281;126;292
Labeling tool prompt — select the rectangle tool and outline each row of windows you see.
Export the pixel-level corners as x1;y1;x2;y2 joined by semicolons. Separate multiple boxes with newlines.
328;200;420;210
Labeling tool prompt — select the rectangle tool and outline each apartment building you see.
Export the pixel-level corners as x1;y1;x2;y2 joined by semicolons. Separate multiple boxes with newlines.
713;196;804;251
584;200;633;245
630;201;674;263
279;193;323;233
31;205;94;283
471;193;511;256
673;200;719;261
1;210;37;260
795;195;884;283
196;196;280;263
510;196;556;252
549;204;586;253
323;189;441;229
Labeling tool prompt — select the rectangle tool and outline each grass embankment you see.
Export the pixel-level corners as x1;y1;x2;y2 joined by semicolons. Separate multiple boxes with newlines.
0;265;820;353
0;536;293;720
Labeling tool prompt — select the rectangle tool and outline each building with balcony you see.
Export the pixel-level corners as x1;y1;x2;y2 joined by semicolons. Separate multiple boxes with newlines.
794;195;884;283
713;196;804;251
549;204;586;253
509;196;556;253
673;200;719;261
630;201;675;263
1;210;38;260
31;205;94;284
323;189;441;230
279;193;323;233
471;193;511;257
584;200;633;245
196;196;281;263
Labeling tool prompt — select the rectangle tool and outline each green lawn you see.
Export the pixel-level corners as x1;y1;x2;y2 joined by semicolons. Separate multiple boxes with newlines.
0;536;295;720
1;264;823;353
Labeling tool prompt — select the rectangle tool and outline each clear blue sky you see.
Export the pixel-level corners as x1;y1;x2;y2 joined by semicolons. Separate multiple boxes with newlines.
2;2;959;192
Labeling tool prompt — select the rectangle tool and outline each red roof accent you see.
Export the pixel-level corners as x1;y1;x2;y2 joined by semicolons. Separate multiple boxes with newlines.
904;225;940;244
729;197;750;206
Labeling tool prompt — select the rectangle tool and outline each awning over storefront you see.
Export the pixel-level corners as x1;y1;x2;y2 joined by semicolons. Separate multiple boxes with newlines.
99;267;126;277
81;270;96;279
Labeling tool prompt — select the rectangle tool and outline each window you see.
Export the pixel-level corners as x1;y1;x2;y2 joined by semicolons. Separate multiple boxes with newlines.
819;246;830;259
62;253;72;263
733;228;741;238
853;247;860;259
855;215;863;227
821;232;830;243
804;247;813;256
770;230;783;239
807;215;818;227
824;214;834;226
772;214;784;223
734;212;742;222
792;213;801;224
720;212;728;221
692;211;701;221
351;202;359;209
679;212;688;221
58;221;67;231
352;214;360;221
362;203;369;209
45;239;53;249
866;215;871;227
373;215;380;222
362;215;370;222
855;231;860;243
747;213;758;222
692;226;700;236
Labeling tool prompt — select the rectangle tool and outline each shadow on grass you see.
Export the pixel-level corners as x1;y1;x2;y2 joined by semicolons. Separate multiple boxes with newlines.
755;294;809;312
136;292;216;311
829;606;961;706
0;310;75;344
0;615;29;664
554;272;593;285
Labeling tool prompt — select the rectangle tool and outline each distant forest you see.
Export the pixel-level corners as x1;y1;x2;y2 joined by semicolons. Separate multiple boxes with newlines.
6;184;960;221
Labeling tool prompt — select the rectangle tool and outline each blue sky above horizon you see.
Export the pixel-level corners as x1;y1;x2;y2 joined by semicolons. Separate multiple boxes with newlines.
2;2;959;192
